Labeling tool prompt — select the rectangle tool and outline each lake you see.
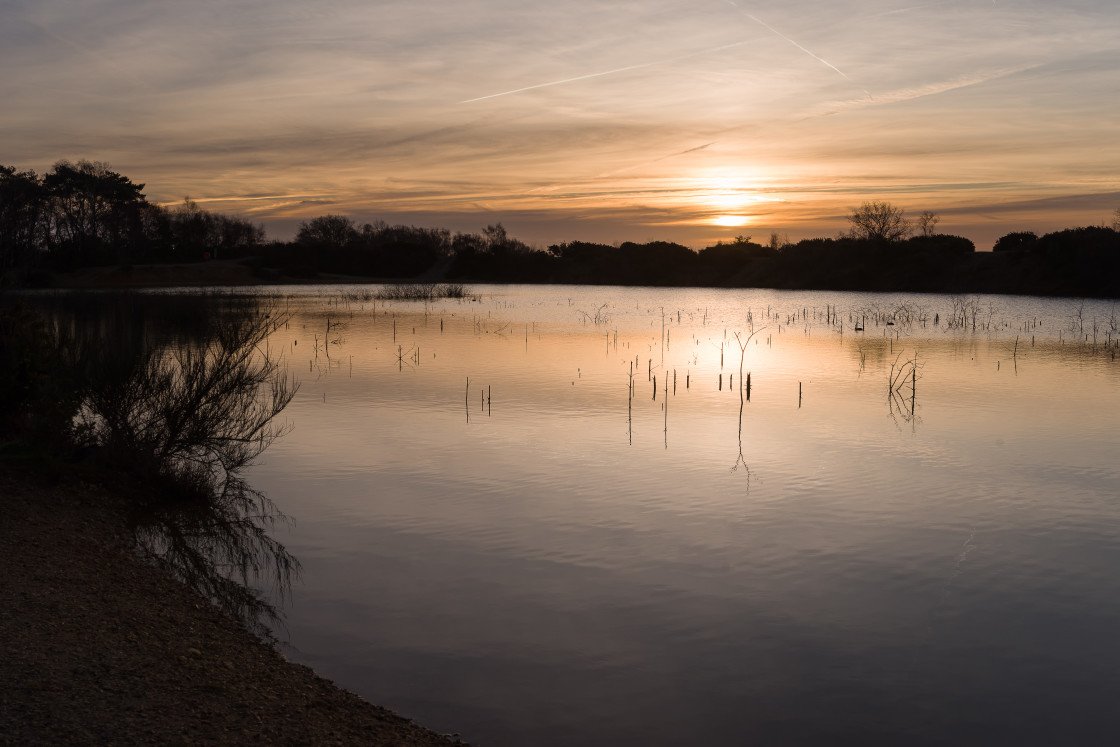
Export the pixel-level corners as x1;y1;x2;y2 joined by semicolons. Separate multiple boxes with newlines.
240;285;1120;745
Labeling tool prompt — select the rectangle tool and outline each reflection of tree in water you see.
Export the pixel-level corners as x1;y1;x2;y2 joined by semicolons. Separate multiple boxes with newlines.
729;325;763;490
39;291;301;638
887;351;922;431
730;395;751;491
131;485;300;639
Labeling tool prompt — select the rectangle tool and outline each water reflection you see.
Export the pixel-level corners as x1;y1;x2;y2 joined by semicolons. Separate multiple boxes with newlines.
27;291;301;639
730;393;751;488
887;349;922;428
130;490;300;639
243;285;1120;746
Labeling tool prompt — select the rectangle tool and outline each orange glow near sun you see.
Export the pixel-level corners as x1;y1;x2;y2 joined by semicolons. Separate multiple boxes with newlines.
681;170;773;228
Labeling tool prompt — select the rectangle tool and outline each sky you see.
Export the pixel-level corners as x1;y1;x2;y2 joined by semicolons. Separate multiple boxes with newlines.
3;0;1119;250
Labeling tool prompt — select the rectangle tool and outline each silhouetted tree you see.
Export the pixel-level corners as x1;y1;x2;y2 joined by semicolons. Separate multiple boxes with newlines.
0;166;47;271
767;232;790;251
171;199;212;258
168;198;263;260
907;234;974;255
44;160;147;266
992;231;1038;253
847;201;911;242
482;223;508;247
296;214;359;247
917;210;940;238
481;223;532;258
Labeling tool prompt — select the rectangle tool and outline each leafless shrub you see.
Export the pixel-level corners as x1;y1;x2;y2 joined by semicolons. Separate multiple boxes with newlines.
68;300;297;507
577;303;611;325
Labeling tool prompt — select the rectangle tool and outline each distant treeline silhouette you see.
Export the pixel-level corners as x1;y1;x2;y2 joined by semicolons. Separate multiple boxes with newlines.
0;161;262;276
3;161;1119;296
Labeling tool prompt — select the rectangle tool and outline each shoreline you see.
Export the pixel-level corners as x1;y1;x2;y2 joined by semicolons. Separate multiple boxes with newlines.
12;255;1119;299
0;470;466;745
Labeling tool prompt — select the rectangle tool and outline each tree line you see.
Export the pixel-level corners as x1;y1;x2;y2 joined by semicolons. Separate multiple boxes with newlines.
3;161;1118;296
275;203;1118;296
0;160;263;275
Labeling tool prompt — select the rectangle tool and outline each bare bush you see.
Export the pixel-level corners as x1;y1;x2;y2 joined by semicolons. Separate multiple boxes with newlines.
21;292;301;633
63;295;297;508
847;201;912;242
946;296;981;330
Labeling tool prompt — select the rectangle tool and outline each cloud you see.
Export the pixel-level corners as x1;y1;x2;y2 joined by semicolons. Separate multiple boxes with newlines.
807;64;1043;117
4;0;1120;249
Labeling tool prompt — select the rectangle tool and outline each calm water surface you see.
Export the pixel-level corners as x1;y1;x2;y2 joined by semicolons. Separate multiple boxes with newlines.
242;285;1120;745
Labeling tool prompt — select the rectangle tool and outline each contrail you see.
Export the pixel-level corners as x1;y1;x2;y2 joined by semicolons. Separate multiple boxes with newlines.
874;2;956;18
800;64;1040;120
461;40;752;103
587;141;718;180
744;13;851;81
721;0;852;81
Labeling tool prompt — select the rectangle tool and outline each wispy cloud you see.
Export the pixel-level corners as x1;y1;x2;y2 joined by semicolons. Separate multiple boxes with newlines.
808;64;1043;117
4;0;1119;246
461;40;753;103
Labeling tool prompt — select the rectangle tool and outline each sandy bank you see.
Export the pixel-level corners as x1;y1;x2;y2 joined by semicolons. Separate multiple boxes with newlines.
0;471;467;745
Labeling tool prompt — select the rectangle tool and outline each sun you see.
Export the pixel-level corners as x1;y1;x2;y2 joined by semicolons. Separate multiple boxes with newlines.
682;170;768;227
703;175;757;209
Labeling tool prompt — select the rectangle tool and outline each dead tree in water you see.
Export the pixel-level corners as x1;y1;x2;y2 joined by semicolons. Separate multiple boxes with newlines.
888;350;922;424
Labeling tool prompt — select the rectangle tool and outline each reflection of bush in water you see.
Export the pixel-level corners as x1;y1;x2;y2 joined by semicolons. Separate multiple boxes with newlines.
35;291;300;634
66;294;296;497
132;493;300;638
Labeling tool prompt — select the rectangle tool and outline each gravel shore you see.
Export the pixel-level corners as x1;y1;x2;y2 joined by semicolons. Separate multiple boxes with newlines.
0;471;467;746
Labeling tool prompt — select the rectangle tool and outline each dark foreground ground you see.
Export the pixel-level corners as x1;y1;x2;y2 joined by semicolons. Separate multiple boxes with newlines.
0;471;466;746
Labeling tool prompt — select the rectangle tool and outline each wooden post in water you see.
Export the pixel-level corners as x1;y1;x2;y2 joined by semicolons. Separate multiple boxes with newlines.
911;362;916;414
746;372;751;401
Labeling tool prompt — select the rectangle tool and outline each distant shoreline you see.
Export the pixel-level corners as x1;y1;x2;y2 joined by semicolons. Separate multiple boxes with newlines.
45;258;375;289
18;254;1120;299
